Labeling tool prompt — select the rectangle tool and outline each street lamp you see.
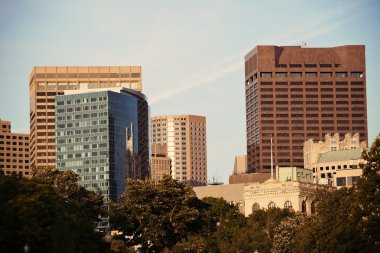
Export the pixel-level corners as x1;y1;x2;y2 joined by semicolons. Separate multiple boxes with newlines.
23;243;30;253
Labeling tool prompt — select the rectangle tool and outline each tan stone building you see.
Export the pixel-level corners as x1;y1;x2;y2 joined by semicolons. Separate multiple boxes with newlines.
304;133;366;187
0;120;30;177
151;144;171;182
244;180;325;216
29;66;142;168
151;115;207;186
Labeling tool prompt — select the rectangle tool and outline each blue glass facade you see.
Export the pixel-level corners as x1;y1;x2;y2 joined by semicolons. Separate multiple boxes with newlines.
55;88;149;202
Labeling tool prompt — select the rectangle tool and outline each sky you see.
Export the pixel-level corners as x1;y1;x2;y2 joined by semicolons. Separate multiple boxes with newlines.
0;0;379;183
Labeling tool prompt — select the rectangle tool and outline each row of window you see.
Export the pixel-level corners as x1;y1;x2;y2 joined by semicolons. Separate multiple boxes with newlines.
259;71;363;78
258;81;363;86
0;135;29;140
34;73;140;78
260;87;364;92
261;94;364;98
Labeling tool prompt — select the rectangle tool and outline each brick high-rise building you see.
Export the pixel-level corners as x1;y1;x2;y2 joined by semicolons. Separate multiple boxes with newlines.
0;120;30;176
151;115;207;186
150;143;171;183
29;66;142;168
245;45;367;173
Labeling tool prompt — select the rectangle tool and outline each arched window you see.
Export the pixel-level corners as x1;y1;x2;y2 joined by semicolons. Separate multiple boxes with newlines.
268;202;276;209
311;201;315;214
252;203;260;212
284;201;293;211
302;200;307;213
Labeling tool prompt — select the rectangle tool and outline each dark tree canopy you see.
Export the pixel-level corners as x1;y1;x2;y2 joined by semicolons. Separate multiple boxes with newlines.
0;167;106;253
110;176;208;252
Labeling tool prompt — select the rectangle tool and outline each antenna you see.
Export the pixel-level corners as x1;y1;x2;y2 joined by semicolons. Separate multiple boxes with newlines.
301;42;307;48
270;137;274;180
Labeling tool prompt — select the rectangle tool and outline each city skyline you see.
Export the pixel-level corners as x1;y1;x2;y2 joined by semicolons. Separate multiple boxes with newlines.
1;0;380;183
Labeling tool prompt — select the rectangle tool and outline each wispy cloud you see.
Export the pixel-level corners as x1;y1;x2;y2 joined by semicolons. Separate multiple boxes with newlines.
150;61;242;104
149;0;366;105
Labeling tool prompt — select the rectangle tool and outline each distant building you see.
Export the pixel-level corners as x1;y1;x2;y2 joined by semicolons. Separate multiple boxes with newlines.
244;45;368;173
199;166;318;216
151;115;207;186
232;155;247;175
229;173;270;184
275;166;313;183
0;120;30;177
151;144;171;182
29;66;142;168
304;133;366;187
55;88;150;204
194;184;246;213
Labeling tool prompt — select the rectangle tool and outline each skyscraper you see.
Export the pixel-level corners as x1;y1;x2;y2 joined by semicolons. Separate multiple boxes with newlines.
0;120;30;177
55;88;149;202
151;115;207;186
29;66;142;168
244;45;367;173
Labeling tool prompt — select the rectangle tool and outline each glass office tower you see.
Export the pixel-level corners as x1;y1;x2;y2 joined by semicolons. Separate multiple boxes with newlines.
55;88;149;203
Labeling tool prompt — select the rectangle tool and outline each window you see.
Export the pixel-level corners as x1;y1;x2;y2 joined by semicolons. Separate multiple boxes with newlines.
261;72;272;78
252;203;260;211
284;201;293;210
351;72;363;78
302;200;307;213
268;202;276;209
336;177;347;186
311;202;315;214
336;72;347;77
305;72;317;78
290;72;302;78
275;72;287;78
320;72;332;78
305;64;317;68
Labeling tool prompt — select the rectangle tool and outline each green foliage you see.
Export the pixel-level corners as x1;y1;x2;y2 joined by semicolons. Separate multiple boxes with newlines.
0;168;106;253
110;176;208;252
272;214;310;253
248;207;294;242
355;135;380;250
289;134;380;253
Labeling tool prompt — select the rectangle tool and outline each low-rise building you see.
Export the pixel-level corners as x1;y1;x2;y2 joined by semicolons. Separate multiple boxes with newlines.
304;133;366;188
0;120;30;177
244;180;325;216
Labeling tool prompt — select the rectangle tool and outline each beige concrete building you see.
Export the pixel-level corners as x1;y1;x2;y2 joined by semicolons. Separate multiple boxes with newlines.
194;183;246;213
229;173;271;184
151;144;171;182
0;120;30;177
312;149;365;188
276;166;313;183
244;181;325;216
151;115;207;186
232;155;247;174
304;133;366;187
29;66;142;168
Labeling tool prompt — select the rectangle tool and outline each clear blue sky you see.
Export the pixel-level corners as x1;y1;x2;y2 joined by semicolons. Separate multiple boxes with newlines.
1;0;379;183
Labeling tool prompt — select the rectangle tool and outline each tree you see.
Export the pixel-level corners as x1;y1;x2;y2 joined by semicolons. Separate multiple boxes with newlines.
248;208;294;243
292;135;380;253
110;177;208;252
354;134;380;251
272;214;309;253
0;168;106;253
